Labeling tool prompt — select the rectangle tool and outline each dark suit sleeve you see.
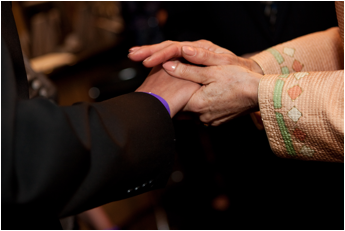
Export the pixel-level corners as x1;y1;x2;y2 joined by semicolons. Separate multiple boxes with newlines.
1;39;175;219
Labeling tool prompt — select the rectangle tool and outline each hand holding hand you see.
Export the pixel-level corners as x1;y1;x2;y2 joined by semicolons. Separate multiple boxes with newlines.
133;41;264;125
136;65;200;117
128;40;263;74
161;55;263;126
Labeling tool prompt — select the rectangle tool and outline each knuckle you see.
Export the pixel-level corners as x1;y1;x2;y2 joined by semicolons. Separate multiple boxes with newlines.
163;40;172;45
172;44;181;56
195;48;210;61
161;44;177;59
224;55;235;65
211;65;222;73
198;48;209;61
165;43;182;57
172;41;181;47
200;113;212;123
178;64;188;76
192;102;203;113
162;49;170;59
203;67;215;81
148;46;155;54
211;121;221;126
198;39;212;45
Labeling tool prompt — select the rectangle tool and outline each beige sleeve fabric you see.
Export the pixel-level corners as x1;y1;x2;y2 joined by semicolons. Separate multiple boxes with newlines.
335;1;344;48
259;71;344;162
251;27;343;75
250;3;344;162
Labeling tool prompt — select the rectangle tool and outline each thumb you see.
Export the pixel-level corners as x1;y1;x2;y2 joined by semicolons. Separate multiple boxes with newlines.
162;60;212;85
182;87;204;113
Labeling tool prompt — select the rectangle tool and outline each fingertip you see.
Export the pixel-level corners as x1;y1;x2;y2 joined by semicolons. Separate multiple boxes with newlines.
143;56;159;68
129;46;140;53
142;61;154;68
128;50;149;62
127;53;142;62
182;46;196;56
127;52;135;60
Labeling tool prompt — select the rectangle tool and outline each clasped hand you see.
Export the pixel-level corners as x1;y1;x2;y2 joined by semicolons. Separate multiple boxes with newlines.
131;40;263;126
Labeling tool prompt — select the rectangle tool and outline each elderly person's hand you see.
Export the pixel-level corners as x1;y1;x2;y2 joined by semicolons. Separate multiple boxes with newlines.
136;65;201;117
160;47;263;126
128;40;263;74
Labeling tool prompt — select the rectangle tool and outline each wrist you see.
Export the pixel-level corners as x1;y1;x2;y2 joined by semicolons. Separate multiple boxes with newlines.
159;89;190;117
246;71;262;113
238;57;264;75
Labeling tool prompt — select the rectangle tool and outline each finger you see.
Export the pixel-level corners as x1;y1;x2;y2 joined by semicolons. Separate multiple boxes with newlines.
128;40;175;62
129;40;216;56
128;40;230;63
143;43;234;68
183;88;203;112
162;61;212;85
129;40;198;62
181;46;237;66
210;117;231;126
142;43;183;67
130;41;205;65
128;46;140;53
195;39;232;54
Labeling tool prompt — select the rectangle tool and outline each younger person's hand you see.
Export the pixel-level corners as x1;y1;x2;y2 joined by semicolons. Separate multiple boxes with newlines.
136;65;201;117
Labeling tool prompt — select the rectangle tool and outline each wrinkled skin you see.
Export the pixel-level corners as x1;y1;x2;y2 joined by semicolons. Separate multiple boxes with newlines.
162;60;262;126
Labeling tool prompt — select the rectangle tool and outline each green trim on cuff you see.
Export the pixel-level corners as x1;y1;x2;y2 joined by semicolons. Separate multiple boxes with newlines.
275;112;296;156
273;79;284;109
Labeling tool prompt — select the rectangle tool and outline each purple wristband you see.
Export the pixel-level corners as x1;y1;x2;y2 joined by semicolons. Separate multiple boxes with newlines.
141;92;171;115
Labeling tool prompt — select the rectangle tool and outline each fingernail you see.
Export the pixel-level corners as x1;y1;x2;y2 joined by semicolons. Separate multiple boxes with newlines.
129;47;140;53
163;61;177;71
182;46;196;56
143;57;151;63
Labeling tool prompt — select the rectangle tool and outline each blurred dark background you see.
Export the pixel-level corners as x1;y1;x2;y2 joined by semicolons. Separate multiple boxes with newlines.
13;1;343;230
